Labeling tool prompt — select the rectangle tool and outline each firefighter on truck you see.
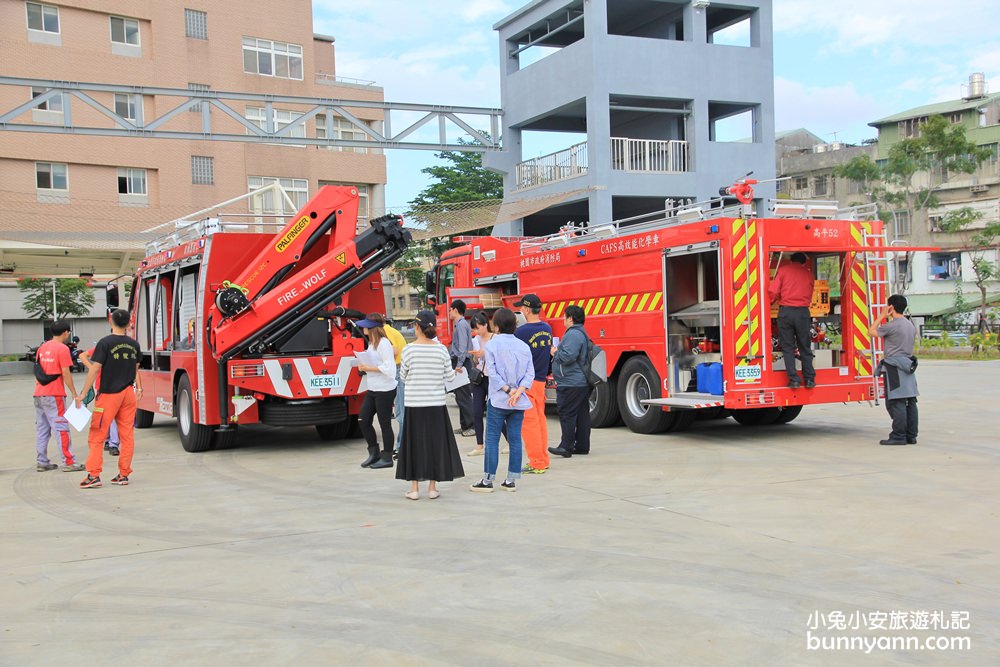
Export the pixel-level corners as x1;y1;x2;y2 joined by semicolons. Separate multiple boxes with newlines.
118;185;411;453
426;178;903;436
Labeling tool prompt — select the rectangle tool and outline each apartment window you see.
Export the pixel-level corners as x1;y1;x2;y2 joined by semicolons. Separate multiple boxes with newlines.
320;181;370;221
26;2;59;33
248;176;308;214
892;210;911;237
188;83;209;113
948;111;963;124
242;37;303;80
898;116;927;139
928;252;961;281
114;93;137;121
246;106;306;141
192;156;214;185
184;9;207;39
110;16;140;45
813;176;829;197
118;168;147;195
36;162;68;190
792;176;809;193
316;116;371;153
31;87;62;112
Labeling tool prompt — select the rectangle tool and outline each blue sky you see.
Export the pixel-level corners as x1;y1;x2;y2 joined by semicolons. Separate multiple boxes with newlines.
313;0;1000;208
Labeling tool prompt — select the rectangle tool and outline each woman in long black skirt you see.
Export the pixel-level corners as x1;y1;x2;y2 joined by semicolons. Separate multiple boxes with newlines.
396;310;465;499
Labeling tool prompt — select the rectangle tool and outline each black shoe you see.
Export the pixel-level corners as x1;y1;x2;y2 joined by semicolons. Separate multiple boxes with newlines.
804;379;816;389
470;479;494;493
369;458;393;469
103;442;111;451
36;463;58;472
392;450;399;460
906;439;917;445
360;452;380;468
879;439;907;446
788;379;801;389
500;480;516;492
548;446;572;458
109;446;120;457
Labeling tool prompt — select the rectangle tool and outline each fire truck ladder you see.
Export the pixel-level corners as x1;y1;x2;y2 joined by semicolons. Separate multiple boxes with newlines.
861;228;891;404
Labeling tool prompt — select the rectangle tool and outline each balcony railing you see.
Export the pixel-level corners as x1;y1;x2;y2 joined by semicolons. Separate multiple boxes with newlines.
514;142;588;190
611;137;689;173
314;73;377;87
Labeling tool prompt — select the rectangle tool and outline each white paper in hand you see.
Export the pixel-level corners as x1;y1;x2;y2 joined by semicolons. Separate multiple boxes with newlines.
445;372;470;392
63;402;92;432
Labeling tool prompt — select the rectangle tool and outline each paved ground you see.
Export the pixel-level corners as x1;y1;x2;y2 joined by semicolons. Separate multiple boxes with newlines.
1;361;997;666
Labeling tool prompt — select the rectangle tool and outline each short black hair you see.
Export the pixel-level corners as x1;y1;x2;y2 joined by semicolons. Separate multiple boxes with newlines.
50;320;71;335
111;309;130;328
471;312;490;330
564;304;585;324
451;299;466;315
791;252;807;264
491;307;517;334
887;294;907;313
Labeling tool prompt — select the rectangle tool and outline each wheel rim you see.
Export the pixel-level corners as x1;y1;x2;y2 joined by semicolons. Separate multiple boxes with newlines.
588;386;599;412
625;373;651;418
179;388;192;435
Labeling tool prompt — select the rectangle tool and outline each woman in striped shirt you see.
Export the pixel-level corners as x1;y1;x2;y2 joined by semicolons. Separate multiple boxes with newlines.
395;310;465;499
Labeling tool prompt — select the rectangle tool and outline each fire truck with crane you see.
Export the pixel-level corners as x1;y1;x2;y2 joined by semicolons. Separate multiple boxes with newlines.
111;184;410;452
426;176;918;434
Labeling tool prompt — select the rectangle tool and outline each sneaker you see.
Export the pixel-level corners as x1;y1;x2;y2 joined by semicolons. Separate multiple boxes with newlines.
36;463;58;472
467;446;484;457
788;379;801;389
879;439;907;446
109;446;120;457
461;428;476;437
62;463;85;472
522;465;547;474
469;479;494;493
111;474;129;486
804;379;816;389
103;442;111;451
79;475;102;489
500;480;516;492
453;427;464;434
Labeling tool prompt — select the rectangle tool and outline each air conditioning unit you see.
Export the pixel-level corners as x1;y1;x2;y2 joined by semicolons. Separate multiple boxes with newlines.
970;184;988;193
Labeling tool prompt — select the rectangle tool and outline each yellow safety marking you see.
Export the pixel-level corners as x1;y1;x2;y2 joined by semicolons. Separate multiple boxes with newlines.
613;295;628;313
335;252;346;265
735;328;750;352
594;297;606;314
637;293;651;311
585;298;595;314
650;293;662;310
625;293;639;312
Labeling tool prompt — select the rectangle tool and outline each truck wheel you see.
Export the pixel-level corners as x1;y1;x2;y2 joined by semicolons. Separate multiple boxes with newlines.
135;409;155;428
589;378;620;428
316;419;351;441
176;374;213;452
732;407;782;426
665;409;697;432
213;426;239;449
773;405;803;424
346;415;362;439
617;356;675;434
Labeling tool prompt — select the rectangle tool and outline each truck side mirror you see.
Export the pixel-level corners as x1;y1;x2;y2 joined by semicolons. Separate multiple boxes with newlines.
106;283;120;310
426;295;438;307
424;270;436;295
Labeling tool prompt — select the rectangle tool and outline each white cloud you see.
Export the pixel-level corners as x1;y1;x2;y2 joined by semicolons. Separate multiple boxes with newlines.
774;77;880;143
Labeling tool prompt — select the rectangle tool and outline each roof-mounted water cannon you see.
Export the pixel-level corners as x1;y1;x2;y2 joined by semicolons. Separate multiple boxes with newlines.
719;172;758;205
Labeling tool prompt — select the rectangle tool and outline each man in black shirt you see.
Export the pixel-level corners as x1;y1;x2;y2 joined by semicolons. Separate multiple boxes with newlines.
75;309;143;488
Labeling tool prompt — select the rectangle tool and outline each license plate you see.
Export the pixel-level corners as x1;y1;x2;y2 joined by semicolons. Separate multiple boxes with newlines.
308;375;341;389
734;364;761;380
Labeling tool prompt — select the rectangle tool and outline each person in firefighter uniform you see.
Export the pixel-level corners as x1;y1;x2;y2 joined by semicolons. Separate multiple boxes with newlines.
32;320;85;472
768;252;817;389
869;294;919;446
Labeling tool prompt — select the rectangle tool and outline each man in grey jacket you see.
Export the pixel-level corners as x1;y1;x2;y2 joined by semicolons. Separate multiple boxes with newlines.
869;294;918;446
448;300;475;437
549;305;591;457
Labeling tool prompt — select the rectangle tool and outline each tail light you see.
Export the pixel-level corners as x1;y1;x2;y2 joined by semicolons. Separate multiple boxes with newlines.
231;363;265;378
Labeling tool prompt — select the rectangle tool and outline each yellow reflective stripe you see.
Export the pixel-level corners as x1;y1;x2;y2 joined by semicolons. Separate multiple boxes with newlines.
637;293;651;311
614;295;629;313
594;297;606;314
585;298;595;314
649;293;662;310
625;293;639;312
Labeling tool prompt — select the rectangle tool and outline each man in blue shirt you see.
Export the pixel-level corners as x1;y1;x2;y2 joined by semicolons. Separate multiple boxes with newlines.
448;299;475;437
514;294;552;473
549;304;591;457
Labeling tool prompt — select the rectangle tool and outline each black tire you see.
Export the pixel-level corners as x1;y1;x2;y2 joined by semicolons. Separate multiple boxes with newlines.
135;409;155;429
616;356;676;434
213;425;239;449
732;407;782;426
176;374;213;452
346;415;362;439
665;409;697;432
589;377;621;428
316;419;351;441
773;405;803;424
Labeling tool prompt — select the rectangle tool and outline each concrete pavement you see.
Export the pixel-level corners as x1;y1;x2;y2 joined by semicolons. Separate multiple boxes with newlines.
1;360;997;666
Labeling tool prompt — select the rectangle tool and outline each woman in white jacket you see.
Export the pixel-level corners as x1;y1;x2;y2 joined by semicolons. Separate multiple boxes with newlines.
355;317;398;469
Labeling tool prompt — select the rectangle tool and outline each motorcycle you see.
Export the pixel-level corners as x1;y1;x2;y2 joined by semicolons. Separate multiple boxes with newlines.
22;344;39;363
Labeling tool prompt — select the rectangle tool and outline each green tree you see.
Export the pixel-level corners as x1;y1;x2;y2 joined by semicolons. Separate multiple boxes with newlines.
834;115;991;289
939;206;1000;331
18;278;96;320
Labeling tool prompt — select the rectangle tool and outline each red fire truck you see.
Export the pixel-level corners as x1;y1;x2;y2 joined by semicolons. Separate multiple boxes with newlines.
427;180;897;434
116;184;410;451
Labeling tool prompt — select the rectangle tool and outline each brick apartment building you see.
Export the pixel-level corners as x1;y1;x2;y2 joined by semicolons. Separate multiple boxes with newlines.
0;0;387;353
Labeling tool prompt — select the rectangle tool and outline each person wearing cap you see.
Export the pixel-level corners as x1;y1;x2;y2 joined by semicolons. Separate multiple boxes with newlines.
32;320;85;472
396;310;464;499
354;315;398;469
448;299;476;437
768;252;817;389
514;293;552;474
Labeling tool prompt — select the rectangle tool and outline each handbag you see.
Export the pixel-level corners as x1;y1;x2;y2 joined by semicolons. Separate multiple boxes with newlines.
33;361;61;386
468;366;485;386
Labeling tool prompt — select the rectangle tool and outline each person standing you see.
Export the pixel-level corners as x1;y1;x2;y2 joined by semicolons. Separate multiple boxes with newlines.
32;320;85;472
470;308;533;493
448;299;476;437
869;294;919;446
74;309;142;488
377;315;407;456
354;316;398;469
768;252;817;388
514;294;552;474
466;312;494;457
396;311;465;500
549;305;592;458
79;346;120;457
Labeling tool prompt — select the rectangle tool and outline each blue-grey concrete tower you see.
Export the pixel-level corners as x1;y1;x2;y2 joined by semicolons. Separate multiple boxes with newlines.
486;0;776;237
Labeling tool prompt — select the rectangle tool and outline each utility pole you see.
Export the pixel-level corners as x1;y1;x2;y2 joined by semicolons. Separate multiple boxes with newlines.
51;279;57;320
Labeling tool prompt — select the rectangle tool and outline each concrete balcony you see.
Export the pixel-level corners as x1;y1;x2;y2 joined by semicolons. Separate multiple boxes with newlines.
611;138;689;173
514;142;588;191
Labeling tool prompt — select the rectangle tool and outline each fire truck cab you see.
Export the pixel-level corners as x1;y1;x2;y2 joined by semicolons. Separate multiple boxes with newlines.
428;188;893;435
121;184;410;451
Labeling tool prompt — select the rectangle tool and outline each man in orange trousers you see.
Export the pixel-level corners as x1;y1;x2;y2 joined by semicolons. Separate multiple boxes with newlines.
514;294;552;473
